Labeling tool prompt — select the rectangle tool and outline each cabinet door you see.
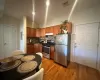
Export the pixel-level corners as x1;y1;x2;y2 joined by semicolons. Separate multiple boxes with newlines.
27;45;34;54
53;25;60;35
50;46;55;60
34;44;38;53
38;44;42;52
32;28;36;37
35;29;40;37
49;27;53;33
40;28;45;37
45;27;53;33
45;27;49;33
27;27;31;37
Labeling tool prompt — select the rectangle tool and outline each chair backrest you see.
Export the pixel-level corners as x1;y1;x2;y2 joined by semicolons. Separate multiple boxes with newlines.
23;68;44;80
36;52;43;58
12;50;25;56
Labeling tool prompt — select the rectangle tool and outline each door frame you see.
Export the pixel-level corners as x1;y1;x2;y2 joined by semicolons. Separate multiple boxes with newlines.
97;22;100;71
73;22;100;69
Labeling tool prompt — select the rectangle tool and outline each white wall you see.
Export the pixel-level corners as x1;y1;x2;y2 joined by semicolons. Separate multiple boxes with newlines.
19;16;27;53
70;5;100;25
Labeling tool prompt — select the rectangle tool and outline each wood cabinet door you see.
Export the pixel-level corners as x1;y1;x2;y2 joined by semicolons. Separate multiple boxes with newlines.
38;44;42;52
35;29;40;37
27;45;34;54
45;27;49;33
27;27;31;37
53;25;60;35
50;46;55;60
45;27;53;33
40;28;45;37
32;29;36;37
34;44;39;53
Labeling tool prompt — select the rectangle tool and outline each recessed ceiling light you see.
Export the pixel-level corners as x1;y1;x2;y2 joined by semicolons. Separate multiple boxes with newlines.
46;0;50;6
32;12;35;15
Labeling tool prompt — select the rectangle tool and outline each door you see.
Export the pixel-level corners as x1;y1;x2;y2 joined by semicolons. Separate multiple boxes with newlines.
0;25;4;59
3;25;17;57
74;23;99;69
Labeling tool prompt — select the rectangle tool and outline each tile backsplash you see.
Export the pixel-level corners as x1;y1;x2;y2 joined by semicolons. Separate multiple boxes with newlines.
27;37;39;44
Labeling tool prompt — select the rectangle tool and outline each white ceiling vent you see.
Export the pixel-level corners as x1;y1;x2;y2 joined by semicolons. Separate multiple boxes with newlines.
62;0;69;7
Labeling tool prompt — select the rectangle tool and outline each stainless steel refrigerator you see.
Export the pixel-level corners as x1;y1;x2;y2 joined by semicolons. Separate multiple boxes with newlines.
54;34;70;67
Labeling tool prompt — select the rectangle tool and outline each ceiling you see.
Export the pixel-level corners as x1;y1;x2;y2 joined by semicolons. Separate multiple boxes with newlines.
4;0;100;27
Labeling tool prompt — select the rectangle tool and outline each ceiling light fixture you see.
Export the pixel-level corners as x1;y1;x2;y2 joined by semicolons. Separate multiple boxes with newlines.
46;0;50;6
44;0;50;27
32;11;35;15
68;0;78;21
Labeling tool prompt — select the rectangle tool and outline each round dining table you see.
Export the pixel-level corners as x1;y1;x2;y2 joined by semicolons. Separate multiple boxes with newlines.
0;54;42;80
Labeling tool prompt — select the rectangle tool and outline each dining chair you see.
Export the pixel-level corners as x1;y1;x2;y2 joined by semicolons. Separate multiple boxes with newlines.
12;50;25;56
36;52;43;58
23;68;44;80
36;52;43;69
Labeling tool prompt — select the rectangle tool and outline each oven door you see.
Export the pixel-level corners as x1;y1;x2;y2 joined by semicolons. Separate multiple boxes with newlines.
42;46;50;59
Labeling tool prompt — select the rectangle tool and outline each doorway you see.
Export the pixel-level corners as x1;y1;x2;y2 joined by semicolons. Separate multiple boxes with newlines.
0;25;17;58
74;23;99;69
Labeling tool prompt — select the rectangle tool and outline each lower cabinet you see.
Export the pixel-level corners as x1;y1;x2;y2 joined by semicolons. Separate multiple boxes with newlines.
50;46;55;60
27;44;42;54
27;45;34;54
34;44;42;53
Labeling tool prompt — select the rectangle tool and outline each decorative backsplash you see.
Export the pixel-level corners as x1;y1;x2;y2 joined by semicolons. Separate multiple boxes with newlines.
27;37;39;44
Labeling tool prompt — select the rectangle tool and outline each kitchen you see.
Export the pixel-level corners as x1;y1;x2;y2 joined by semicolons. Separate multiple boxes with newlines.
0;0;100;80
27;20;72;62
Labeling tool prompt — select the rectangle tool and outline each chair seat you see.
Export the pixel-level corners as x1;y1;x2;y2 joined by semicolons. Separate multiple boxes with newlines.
23;68;44;80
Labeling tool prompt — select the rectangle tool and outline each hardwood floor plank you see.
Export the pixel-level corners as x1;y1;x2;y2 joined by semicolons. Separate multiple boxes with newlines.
42;58;100;80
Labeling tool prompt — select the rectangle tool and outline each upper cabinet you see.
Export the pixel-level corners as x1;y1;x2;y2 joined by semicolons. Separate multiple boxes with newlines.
53;25;61;35
40;28;45;37
27;28;40;37
27;22;72;37
35;29;40;37
45;27;53;33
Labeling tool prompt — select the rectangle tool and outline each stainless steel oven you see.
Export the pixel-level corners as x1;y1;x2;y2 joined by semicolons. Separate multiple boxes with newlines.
42;46;50;59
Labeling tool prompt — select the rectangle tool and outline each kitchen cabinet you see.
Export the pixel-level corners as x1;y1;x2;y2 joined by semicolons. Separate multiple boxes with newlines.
27;27;31;37
38;44;42;52
45;27;53;33
35;29;40;37
40;28;45;37
50;46;55;60
27;45;34;54
53;25;61;35
27;28;41;37
27;27;35;37
27;43;42;54
34;43;42;53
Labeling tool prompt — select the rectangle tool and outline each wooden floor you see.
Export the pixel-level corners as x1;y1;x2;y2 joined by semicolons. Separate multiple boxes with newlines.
42;58;100;80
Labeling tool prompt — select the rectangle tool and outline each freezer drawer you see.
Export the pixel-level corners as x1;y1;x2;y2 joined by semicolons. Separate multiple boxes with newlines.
54;45;68;66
